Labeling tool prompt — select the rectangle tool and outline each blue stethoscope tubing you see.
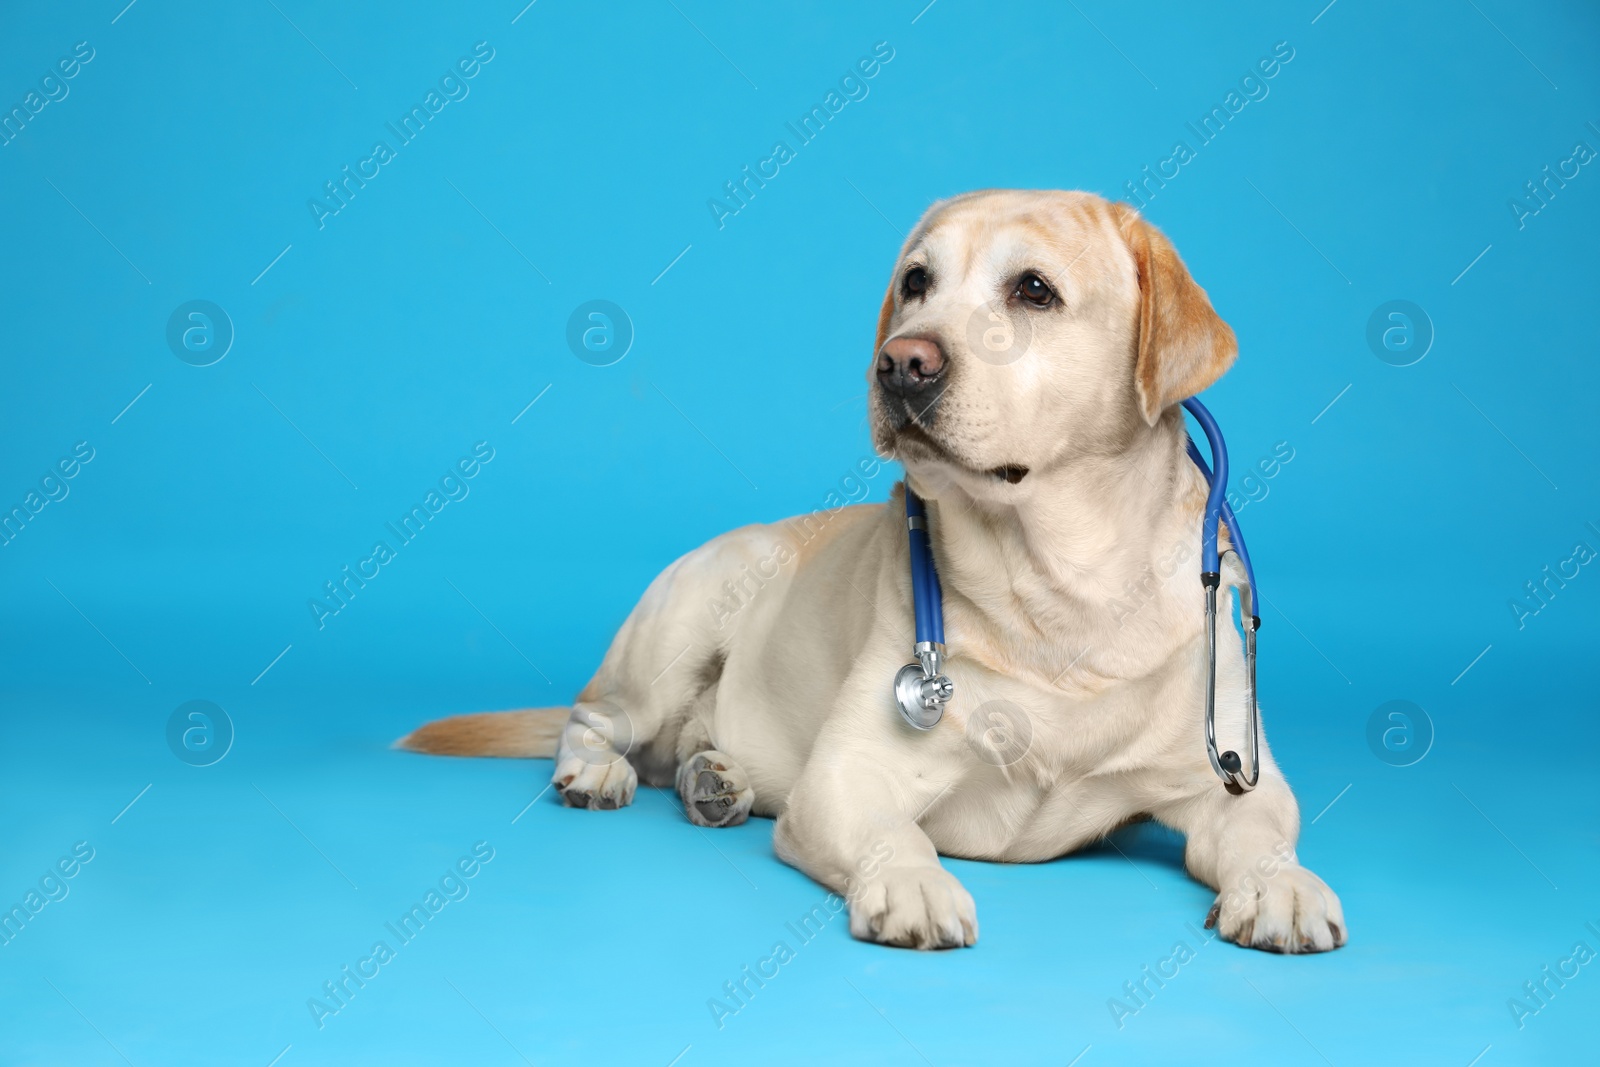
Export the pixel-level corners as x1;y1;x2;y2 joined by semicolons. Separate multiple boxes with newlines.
895;396;1261;793
894;492;952;730
905;491;944;647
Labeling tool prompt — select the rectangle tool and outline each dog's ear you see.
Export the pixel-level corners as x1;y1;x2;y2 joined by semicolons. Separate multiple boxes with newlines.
1111;204;1237;426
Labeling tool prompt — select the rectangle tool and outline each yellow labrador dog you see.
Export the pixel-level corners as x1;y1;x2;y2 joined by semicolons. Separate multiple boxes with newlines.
403;189;1347;954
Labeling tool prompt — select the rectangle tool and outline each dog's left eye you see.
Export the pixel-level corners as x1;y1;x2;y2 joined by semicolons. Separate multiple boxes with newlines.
903;266;929;298
1014;272;1056;308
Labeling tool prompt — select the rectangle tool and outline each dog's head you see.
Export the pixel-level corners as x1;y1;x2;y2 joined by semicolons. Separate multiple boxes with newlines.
869;190;1236;494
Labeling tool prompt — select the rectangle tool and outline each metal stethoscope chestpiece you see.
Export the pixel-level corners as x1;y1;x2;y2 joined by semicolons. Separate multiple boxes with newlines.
894;643;953;730
892;396;1262;794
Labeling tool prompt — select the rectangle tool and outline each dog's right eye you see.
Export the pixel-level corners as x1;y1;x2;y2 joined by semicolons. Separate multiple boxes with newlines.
1014;271;1056;308
902;266;929;298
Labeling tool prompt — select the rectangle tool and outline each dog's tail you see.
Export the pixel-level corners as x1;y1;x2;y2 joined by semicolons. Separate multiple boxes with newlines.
395;706;569;759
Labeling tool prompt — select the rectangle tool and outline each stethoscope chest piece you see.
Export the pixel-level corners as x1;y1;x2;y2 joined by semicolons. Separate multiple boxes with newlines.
894;645;952;730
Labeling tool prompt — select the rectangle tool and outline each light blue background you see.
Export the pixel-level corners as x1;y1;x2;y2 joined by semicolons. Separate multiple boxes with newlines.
2;1;1597;1064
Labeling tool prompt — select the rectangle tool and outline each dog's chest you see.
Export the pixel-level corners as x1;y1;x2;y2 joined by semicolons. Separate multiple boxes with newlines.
922;654;1200;862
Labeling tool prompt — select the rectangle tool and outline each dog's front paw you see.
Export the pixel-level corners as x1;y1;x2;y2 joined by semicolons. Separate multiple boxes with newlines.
1207;863;1346;953
849;867;977;950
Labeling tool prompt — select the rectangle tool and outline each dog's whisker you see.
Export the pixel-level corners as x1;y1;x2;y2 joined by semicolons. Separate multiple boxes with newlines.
832;391;868;412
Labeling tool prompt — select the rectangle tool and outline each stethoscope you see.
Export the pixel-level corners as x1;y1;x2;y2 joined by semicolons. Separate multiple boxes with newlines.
892;396;1262;793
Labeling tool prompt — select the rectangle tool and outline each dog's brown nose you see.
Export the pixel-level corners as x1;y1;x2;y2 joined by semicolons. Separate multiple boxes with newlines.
877;336;946;398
